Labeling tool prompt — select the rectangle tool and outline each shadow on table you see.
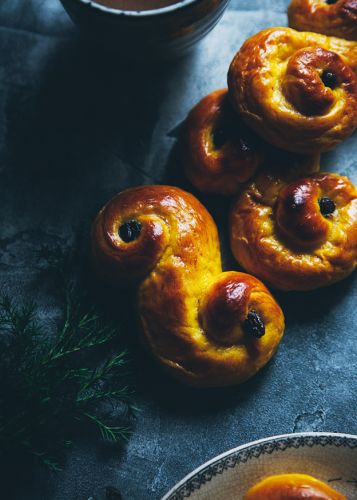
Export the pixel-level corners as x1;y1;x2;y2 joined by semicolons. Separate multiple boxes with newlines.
4;37;196;185
138;355;275;417
275;272;357;327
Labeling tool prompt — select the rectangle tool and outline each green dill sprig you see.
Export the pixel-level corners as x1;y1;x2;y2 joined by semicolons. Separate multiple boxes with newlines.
0;255;135;473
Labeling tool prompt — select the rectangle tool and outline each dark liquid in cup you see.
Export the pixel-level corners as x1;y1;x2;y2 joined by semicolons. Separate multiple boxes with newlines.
93;0;180;10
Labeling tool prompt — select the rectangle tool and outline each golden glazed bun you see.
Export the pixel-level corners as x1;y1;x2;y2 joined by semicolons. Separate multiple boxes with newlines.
182;89;265;195
92;185;285;387
289;0;357;41
230;172;357;291
228;27;357;154
182;89;320;195
244;473;346;499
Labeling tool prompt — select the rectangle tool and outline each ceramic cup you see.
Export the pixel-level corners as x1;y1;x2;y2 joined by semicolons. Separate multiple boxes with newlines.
59;0;230;59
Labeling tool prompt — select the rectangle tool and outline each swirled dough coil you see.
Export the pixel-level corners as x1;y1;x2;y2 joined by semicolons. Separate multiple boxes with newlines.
92;185;285;387
228;27;357;154
230;171;357;291
182;89;320;195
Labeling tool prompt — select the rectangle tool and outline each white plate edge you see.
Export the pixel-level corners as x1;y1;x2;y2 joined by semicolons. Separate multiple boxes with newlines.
161;431;357;500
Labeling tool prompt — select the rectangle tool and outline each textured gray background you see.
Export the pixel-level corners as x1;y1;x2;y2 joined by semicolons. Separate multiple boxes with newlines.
0;1;356;499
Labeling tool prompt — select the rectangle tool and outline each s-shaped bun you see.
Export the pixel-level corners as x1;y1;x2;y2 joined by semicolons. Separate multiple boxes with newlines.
92;185;285;387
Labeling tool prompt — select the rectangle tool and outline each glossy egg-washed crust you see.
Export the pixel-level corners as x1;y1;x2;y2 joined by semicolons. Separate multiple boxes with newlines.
244;473;346;499
289;0;357;41
92;185;284;387
228;27;357;154
182;89;320;195
230;172;357;291
182;89;265;195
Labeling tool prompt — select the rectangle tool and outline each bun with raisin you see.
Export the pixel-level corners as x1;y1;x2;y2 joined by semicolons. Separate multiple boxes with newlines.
92;185;285;387
230;172;357;290
228;27;357;154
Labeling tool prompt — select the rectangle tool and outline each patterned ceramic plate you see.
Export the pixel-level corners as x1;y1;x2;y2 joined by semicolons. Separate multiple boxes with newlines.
162;432;357;499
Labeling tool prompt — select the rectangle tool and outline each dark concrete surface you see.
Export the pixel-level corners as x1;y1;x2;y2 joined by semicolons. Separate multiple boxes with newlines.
0;1;356;499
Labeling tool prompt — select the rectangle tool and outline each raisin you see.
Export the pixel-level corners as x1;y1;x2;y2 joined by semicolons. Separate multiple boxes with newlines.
119;220;142;243
243;310;265;338
319;197;336;216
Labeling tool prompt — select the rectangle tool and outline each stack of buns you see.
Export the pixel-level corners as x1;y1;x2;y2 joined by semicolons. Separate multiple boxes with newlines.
91;2;357;391
183;3;357;292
